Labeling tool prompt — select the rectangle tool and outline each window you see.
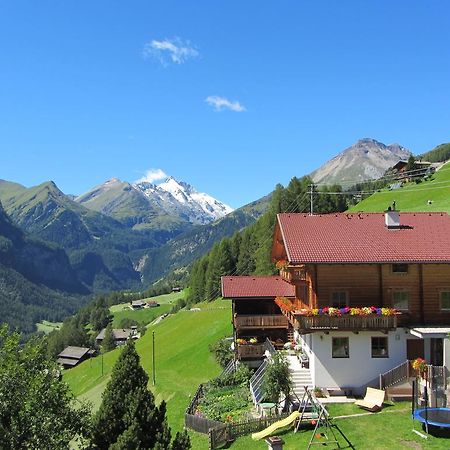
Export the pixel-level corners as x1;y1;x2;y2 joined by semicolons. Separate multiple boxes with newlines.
331;292;348;308
441;291;450;311
393;291;409;311
372;337;389;358
392;264;408;274
332;337;349;358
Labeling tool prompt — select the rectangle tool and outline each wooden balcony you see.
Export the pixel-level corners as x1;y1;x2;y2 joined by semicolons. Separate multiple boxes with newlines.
237;343;267;359
293;314;397;333
233;314;288;329
279;267;307;283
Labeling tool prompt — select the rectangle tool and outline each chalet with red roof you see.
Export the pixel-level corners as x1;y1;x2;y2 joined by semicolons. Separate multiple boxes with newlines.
222;211;450;394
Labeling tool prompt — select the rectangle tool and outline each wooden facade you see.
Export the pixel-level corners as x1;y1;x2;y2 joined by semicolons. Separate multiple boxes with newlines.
277;263;450;329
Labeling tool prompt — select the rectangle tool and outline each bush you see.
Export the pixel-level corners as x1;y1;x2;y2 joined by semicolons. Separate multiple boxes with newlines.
262;353;292;403
209;337;234;368
170;298;187;314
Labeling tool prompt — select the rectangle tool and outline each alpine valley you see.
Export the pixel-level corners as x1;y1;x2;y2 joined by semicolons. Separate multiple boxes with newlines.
1;138;439;332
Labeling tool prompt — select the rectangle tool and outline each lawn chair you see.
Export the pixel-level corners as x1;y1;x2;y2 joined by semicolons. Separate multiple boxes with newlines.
354;387;385;412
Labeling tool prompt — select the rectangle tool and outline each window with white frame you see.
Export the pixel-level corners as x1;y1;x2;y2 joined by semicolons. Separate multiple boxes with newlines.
331;291;348;308
371;337;389;358
440;291;450;311
393;291;409;311
332;337;349;358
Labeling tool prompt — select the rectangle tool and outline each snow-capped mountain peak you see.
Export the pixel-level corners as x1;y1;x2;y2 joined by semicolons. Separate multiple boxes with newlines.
132;175;234;225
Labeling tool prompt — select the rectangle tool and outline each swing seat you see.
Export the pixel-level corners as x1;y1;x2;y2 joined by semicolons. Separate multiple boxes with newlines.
355;387;385;412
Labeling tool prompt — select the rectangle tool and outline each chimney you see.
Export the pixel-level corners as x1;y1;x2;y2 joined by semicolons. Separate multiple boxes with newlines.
385;207;400;229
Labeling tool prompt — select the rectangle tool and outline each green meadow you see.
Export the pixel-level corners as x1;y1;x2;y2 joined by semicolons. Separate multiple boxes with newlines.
348;162;450;213
109;291;182;327
36;320;62;334
64;299;232;448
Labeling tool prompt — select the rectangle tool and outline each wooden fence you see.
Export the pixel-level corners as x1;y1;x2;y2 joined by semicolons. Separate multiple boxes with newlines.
208;413;291;450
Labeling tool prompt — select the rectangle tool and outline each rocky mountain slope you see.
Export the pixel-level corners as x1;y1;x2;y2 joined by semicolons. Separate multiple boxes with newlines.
310;138;411;185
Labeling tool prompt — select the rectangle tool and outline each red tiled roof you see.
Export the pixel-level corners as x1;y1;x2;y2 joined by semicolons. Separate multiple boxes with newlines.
277;212;450;263
221;276;295;298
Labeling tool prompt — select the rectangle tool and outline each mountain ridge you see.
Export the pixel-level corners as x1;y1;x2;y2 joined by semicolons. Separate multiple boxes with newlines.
76;174;233;229
310;138;411;185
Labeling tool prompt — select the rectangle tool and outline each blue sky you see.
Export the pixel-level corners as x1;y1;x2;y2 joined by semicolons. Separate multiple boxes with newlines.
1;1;449;208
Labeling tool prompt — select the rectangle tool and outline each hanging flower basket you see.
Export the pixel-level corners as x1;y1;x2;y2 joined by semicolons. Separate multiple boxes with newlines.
275;259;289;270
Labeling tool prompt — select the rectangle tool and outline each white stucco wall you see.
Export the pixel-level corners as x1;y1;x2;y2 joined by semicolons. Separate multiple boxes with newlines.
444;337;450;370
298;328;420;394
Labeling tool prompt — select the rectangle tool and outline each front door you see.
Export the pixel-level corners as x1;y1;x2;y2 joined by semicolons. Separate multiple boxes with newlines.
430;338;443;366
407;339;424;360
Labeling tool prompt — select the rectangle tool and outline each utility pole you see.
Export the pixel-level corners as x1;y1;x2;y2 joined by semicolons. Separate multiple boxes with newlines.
309;184;316;215
152;331;156;386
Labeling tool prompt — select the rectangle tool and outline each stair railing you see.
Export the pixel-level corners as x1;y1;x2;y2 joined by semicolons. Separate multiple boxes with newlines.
379;360;412;389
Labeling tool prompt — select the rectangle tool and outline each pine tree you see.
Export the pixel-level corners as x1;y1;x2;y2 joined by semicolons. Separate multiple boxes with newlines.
171;431;191;450
91;340;174;449
102;323;116;352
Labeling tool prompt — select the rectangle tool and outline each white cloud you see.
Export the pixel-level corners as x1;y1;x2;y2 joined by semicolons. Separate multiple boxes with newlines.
136;169;167;184
142;37;199;65
205;95;246;112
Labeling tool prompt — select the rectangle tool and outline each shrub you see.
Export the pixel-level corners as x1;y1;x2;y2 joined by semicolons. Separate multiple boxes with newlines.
209;337;234;368
262;353;292;403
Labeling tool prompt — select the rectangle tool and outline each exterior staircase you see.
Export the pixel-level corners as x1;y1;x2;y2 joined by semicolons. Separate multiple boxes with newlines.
286;354;313;400
379;360;413;401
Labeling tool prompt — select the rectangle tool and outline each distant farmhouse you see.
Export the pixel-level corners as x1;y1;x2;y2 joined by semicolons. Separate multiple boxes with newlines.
222;211;450;395
96;328;138;347
57;346;95;369
131;300;146;309
391;159;437;181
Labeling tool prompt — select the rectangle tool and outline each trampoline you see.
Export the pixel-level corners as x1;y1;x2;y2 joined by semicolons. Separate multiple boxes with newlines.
413;408;450;429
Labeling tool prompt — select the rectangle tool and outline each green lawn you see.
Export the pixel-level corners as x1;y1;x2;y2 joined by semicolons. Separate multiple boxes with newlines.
36;320;62;334
64;299;232;449
109;292;183;327
348;162;450;213
228;402;449;449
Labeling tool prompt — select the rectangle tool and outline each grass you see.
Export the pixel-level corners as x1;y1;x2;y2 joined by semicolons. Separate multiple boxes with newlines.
347;162;450;213
227;402;449;449
36;320;62;334
109;291;183;327
64;299;232;449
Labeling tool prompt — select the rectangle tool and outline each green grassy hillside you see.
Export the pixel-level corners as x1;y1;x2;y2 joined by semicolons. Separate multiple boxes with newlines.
109;292;181;327
64;299;232;448
348;162;450;213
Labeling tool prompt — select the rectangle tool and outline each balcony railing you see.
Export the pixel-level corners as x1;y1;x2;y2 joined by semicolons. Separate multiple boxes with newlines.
237;343;267;359
234;314;288;329
237;338;276;360
279;267;307;283
294;314;397;333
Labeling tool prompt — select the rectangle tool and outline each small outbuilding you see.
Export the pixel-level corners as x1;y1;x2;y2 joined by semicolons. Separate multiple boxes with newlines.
57;346;94;369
